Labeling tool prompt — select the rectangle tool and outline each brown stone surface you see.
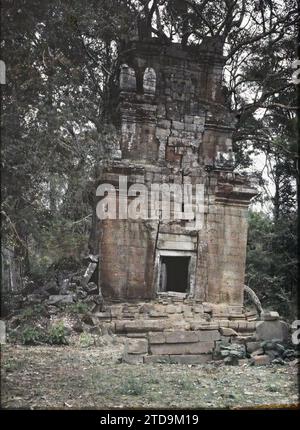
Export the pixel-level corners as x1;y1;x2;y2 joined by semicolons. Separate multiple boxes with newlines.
116;319;170;333
164;331;199;344
256;320;289;343
125;339;148;355
198;329;221;342
251;354;271;366
220;327;238;336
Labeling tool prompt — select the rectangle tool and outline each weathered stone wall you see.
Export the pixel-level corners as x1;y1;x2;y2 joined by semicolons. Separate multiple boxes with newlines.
117;38;234;168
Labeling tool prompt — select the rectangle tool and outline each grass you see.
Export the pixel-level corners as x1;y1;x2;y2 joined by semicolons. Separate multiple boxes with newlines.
1;343;299;409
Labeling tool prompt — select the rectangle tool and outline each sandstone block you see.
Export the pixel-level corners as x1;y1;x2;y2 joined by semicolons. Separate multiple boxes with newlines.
220;327;238;336
172;120;184;130
256;320;289;343
116;319;169;333
237;320;249;331
148;332;166;344
198;330;221;342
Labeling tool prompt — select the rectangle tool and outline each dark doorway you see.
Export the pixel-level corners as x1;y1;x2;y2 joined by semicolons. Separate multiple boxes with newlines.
160;256;190;293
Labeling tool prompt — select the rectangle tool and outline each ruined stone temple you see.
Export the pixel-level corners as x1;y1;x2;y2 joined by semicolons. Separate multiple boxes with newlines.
94;36;266;363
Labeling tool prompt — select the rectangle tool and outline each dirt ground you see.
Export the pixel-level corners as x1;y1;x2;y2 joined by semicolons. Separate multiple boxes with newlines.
1;339;299;410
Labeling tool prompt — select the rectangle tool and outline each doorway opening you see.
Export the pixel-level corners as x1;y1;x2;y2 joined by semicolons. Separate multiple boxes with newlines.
159;256;190;293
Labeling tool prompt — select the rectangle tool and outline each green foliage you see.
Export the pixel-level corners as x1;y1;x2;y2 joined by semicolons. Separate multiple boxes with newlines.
79;332;94;348
21;322;68;345
20;305;47;320
21;326;46;345
68;302;89;315
47;323;69;345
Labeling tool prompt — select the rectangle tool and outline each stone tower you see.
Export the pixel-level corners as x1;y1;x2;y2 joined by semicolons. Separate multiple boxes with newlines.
97;36;257;313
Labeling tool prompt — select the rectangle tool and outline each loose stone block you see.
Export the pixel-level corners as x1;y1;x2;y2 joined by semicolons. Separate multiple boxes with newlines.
150;341;214;355
165;305;178;314
256;320;289;343
261;311;280;321
125;338;148;354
